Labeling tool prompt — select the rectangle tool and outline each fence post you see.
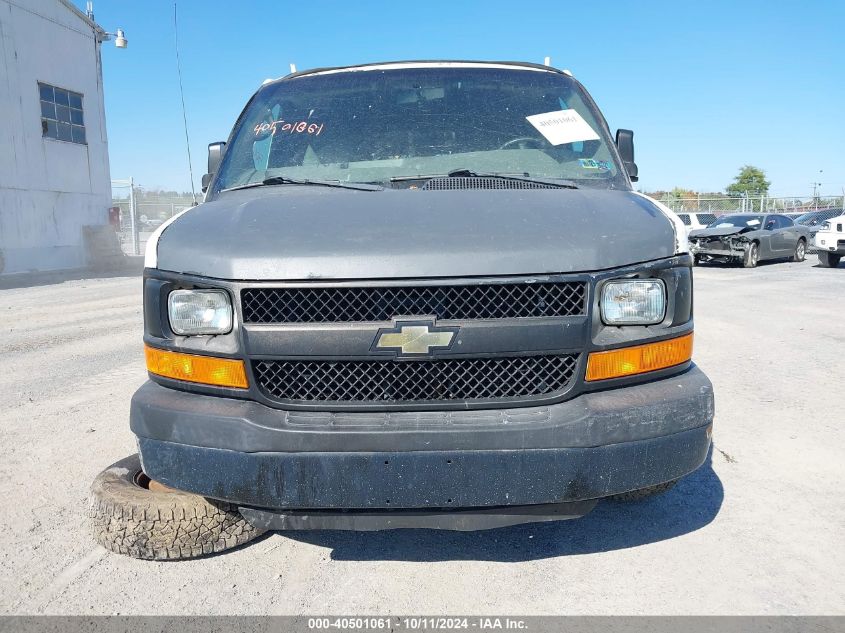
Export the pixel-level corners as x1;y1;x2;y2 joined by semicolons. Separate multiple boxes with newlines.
129;176;139;256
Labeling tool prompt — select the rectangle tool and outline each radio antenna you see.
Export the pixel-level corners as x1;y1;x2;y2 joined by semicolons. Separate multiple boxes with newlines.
174;2;197;202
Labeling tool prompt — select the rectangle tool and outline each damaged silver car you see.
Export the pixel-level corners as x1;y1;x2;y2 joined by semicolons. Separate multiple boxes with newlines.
688;213;810;268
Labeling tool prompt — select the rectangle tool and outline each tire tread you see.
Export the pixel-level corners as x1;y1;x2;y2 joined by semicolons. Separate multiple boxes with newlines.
88;454;264;560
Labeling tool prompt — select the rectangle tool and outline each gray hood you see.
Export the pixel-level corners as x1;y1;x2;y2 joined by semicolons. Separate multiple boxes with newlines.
155;187;676;280
688;226;752;239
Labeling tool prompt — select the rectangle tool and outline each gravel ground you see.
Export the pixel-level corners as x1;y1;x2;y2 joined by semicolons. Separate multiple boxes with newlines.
1;258;843;615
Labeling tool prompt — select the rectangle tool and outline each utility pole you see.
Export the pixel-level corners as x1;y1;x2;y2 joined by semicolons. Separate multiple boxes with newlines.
129;177;139;256
813;169;823;210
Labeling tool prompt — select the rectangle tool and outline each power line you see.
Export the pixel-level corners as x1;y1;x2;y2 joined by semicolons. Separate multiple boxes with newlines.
173;2;197;203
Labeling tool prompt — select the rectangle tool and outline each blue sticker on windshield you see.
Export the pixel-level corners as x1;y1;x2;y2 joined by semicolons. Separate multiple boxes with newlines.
579;159;611;170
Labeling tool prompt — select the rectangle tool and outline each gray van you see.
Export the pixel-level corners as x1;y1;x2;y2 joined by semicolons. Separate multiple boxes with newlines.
90;61;714;560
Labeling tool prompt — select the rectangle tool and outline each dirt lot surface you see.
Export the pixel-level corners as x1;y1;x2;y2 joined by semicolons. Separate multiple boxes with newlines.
1;258;843;615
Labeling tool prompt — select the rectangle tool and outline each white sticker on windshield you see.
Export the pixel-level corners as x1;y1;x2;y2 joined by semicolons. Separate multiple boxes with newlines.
525;109;600;146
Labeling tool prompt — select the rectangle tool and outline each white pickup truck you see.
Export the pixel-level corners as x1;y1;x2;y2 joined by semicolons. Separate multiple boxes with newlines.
814;214;845;268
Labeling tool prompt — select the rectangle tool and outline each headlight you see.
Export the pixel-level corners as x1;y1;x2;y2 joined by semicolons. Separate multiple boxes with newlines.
601;279;666;325
168;289;232;335
820;221;831;231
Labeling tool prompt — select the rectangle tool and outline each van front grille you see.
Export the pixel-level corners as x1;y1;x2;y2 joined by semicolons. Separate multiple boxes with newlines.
241;281;586;324
253;354;579;404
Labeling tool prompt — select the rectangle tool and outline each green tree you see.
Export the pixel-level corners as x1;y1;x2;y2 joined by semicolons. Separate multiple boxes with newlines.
726;165;770;197
670;187;697;199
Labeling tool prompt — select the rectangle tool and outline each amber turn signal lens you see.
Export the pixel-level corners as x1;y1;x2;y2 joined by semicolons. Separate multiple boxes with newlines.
585;333;693;382
144;345;248;389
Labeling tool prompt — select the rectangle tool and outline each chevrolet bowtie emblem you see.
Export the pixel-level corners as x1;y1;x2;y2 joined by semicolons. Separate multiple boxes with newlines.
373;321;459;356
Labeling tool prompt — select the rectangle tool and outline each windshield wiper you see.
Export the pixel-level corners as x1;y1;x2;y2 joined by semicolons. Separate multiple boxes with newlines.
222;176;383;193
389;169;578;189
448;169;579;188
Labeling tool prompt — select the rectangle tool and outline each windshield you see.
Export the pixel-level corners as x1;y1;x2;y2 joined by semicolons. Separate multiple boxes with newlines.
707;215;763;229
795;210;840;225
212;66;627;193
795;212;819;224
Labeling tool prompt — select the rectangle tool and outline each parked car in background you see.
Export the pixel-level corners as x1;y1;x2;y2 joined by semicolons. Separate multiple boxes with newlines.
795;209;844;251
784;212;804;221
689;213;810;267
138;215;166;231
674;212;718;236
813;213;845;268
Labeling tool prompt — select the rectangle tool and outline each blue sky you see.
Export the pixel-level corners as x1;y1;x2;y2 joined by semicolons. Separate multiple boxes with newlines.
87;0;845;198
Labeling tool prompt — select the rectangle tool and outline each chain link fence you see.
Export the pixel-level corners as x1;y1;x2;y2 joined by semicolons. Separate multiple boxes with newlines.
112;179;197;256
650;194;845;216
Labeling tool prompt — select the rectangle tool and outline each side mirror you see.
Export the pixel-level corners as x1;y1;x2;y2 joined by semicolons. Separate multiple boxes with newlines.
202;141;226;193
615;129;638;182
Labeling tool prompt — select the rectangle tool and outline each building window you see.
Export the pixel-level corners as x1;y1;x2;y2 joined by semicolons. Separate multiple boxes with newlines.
38;82;86;144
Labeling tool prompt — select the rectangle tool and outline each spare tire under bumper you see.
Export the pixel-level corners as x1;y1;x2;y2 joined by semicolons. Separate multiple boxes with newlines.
133;366;714;529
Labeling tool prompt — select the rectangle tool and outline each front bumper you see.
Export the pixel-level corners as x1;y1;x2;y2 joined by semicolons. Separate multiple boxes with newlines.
690;242;744;258
133;365;714;519
814;233;845;254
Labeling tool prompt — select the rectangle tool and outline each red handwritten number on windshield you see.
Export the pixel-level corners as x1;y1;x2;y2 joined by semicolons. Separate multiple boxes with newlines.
254;120;324;137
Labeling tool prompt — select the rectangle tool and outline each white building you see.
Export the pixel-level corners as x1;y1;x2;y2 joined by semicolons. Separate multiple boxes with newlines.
0;0;116;275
